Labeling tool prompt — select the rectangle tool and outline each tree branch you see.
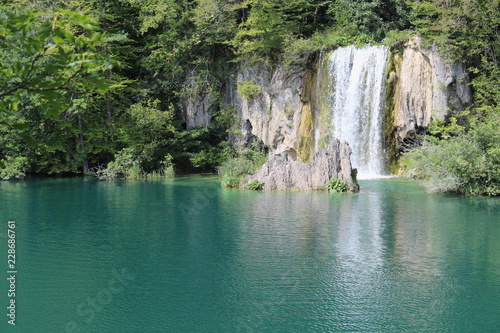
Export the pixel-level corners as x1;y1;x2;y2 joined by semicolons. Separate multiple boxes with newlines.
0;47;47;98
25;66;83;92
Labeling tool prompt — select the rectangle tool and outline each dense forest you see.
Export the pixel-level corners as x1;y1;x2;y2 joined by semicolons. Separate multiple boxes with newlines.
0;0;498;195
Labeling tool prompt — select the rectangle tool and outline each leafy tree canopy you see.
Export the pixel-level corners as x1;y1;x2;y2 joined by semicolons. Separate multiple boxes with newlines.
0;8;113;122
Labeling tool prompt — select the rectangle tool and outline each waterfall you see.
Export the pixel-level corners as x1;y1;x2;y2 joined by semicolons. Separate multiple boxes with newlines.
328;45;388;179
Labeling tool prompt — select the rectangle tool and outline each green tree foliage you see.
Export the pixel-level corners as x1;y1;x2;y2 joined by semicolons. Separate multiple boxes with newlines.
407;0;500;109
0;8;112;118
230;0;334;62
328;0;410;41
405;112;500;196
135;0;234;92
231;0;290;60
230;0;411;63
0;4;113;171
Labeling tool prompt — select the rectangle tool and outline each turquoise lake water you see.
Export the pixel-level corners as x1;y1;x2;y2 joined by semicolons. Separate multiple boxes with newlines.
0;176;499;332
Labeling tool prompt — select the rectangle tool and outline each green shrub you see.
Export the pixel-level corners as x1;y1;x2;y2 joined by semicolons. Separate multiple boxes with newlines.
145;154;175;179
246;180;264;190
159;154;175;178
384;29;417;47
237;80;261;101
0;156;28;180
218;143;267;188
283;29;375;65
94;148;139;180
94;150;175;180
404;113;500;196
327;177;347;193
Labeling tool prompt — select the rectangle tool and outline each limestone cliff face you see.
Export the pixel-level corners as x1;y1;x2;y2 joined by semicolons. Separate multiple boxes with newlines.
178;74;213;129
248;139;359;191
179;93;214;129
230;63;306;155
231;61;359;191
392;37;471;140
179;70;236;129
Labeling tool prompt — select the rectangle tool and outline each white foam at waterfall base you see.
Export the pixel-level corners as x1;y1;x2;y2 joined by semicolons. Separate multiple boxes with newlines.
328;45;389;179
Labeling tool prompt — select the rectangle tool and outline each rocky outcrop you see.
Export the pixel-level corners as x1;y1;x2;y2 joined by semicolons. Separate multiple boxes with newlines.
248;139;359;191
230;63;308;155
179;69;236;129
178;73;214;129
229;61;359;191
392;37;471;140
179;93;214;129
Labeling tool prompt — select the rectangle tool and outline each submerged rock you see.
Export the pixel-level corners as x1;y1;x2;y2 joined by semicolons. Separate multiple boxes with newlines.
248;139;359;191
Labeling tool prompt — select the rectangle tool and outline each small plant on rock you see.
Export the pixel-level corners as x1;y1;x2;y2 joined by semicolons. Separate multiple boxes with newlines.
327;177;347;193
246;180;264;190
237;79;261;101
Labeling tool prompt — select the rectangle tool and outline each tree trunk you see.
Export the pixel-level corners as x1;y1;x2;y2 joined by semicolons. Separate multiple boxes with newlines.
77;113;89;174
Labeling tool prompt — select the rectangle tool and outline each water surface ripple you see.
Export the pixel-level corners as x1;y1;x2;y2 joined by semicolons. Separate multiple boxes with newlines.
0;177;499;332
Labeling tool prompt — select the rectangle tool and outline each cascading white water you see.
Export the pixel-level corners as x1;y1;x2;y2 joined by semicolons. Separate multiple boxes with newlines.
328;45;388;179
